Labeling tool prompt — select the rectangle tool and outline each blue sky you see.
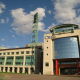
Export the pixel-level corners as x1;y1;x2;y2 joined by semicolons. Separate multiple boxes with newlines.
0;0;80;48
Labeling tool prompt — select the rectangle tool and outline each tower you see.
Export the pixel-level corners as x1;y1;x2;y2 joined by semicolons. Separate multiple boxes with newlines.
31;13;39;73
32;13;38;43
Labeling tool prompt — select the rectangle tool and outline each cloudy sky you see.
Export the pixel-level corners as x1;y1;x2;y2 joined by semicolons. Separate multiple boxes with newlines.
0;0;80;48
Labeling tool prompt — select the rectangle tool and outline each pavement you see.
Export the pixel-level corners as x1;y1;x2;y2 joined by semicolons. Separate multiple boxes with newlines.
0;73;80;80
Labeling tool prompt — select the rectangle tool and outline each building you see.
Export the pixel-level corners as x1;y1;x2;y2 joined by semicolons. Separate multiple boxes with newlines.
0;24;80;75
0;43;43;74
43;24;80;75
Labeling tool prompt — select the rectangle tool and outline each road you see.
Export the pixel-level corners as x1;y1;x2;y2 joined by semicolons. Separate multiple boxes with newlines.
0;73;80;80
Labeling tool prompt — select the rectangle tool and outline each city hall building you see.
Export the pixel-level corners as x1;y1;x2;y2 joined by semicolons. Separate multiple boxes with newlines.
0;24;80;75
0;43;43;74
43;24;80;75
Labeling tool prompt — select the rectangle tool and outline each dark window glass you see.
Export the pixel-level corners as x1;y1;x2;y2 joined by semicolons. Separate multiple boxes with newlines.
15;62;23;65
16;52;19;54
26;51;29;54
21;51;24;54
26;56;30;59
47;40;48;42
47;47;48;49
45;62;49;67
3;53;5;55
7;56;13;60
11;52;14;54
16;56;23;59
7;52;10;55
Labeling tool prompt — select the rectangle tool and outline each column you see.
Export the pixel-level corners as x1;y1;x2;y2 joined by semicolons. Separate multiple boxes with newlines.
12;67;14;73
59;67;60;75
0;67;1;72
3;56;7;72
17;67;19;73
4;56;7;65
13;56;16;66
55;59;59;75
8;67;10;72
28;68;31;74
12;56;16;73
23;55;26;73
23;55;26;66
23;67;25;73
3;67;5;72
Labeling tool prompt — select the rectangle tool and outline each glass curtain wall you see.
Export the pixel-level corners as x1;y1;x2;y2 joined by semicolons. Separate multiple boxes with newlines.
54;37;79;59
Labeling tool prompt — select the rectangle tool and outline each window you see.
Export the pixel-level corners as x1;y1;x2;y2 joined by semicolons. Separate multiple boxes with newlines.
46;53;48;56
21;51;24;54
16;52;19;54
3;53;5;55
15;62;23;65
47;40;48;42
26;56;30;59
7;56;13;60
32;51;34;54
26;51;29;54
25;62;34;65
0;53;2;55
47;47;48;48
0;62;3;64
54;37;79;59
0;57;5;60
11;52;14;55
45;62;49;67
6;62;12;65
16;56;23;59
7;52;10;55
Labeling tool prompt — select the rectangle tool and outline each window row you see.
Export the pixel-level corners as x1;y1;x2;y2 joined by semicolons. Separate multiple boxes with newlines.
0;61;34;65
0;51;34;55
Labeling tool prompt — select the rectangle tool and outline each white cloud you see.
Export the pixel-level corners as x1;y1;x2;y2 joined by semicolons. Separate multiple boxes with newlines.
1;38;5;41
0;18;9;23
53;0;80;25
0;3;8;24
15;46;19;48
12;35;16;38
0;2;6;14
48;10;52;14
0;19;5;23
11;8;45;34
0;18;8;23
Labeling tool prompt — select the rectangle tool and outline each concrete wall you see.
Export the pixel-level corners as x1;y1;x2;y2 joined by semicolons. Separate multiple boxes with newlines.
43;34;54;75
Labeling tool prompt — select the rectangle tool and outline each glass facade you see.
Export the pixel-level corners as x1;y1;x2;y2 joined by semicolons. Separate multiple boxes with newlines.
54;37;79;59
25;56;34;65
6;56;13;65
15;56;23;65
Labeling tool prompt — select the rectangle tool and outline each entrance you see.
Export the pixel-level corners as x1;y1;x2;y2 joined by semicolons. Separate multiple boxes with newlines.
14;67;17;73
19;68;23;73
10;67;12;72
5;67;8;72
60;68;77;75
25;68;28;74
1;67;3;72
30;67;34;74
